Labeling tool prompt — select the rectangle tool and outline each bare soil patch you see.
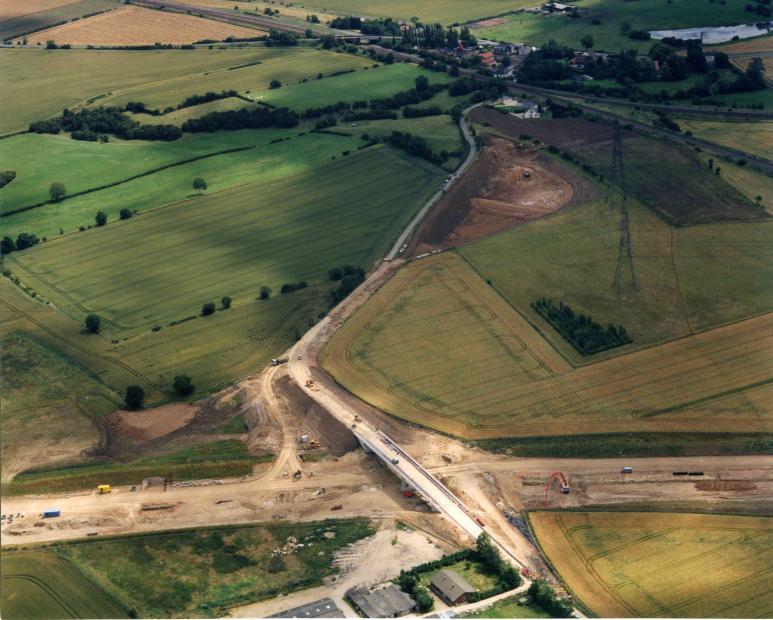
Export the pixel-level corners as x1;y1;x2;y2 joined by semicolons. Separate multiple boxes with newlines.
411;134;599;254
470;17;507;28
695;479;757;491
106;403;197;442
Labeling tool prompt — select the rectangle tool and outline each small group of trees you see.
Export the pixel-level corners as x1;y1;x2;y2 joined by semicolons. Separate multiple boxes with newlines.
330;265;366;304
30;107;182;142
201;297;233;316
385;130;449;165
528;580;574;617
49;182;66;202
180;106;298;133
258;286;272;300
0;170;16;189
280;281;308;294
122;373;193;409
531;298;632;355
1;232;39;255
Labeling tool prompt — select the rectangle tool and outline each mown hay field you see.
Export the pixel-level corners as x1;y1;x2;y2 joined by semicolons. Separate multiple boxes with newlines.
257;62;452;110
8;145;441;333
0;47;371;134
708;34;773;54
0;332;119;481
730;55;773;82
20;4;263;46
1;551;128;620
474;0;752;50
0;0;116;42
530;511;773;618
322;248;773;439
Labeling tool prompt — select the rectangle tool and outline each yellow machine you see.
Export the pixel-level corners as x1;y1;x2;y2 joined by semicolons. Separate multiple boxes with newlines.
97;484;111;494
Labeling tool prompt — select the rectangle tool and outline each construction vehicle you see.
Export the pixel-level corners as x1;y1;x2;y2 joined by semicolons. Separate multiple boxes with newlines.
331;504;343;511
305;379;315;388
97;484;111;494
475;516;486;527
390;457;399;465
293;469;302;480
42;509;60;518
621;467;633;474
523;170;531;178
303;440;320;450
271;358;288;366
354;414;362;423
544;471;571;505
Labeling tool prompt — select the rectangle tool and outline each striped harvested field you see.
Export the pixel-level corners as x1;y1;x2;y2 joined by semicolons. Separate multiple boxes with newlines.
20;4;263;46
730;55;773;84
322;251;773;439
530;511;773;618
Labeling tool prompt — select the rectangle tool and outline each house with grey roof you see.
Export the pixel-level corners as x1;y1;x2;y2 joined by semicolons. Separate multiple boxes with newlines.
346;584;415;618
430;569;477;605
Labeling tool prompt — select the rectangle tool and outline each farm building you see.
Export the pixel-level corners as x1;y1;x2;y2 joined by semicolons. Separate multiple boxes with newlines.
346;584;415;617
480;51;496;67
430;569;477;605
270;598;343;618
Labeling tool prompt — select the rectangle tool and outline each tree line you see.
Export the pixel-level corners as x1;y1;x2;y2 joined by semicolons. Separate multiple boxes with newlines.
29;107;182;142
532;298;632;355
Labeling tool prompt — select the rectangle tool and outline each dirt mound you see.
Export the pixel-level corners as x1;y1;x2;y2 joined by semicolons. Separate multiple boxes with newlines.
471;17;507;28
411;135;598;254
276;376;359;456
695;480;757;492
106;403;197;442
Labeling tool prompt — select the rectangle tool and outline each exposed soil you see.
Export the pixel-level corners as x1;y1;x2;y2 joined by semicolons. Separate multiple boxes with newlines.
276;375;359;457
106;404;197;442
410;134;599;255
695;479;757;492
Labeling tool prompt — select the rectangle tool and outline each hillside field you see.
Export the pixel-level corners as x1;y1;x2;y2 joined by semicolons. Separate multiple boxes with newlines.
474;0;753;50
20;4;263;46
2;144;442;403
0;47;372;134
1;551;128;620
322;246;773;439
530;511;773;617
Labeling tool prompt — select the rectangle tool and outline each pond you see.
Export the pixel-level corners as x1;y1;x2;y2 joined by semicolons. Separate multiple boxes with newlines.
650;21;772;44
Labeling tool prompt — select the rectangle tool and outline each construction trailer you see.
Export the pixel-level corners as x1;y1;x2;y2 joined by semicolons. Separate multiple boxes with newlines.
97;484;111;494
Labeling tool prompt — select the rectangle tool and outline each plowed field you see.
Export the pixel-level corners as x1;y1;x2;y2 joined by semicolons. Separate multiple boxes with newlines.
20;5;263;45
530;511;773;618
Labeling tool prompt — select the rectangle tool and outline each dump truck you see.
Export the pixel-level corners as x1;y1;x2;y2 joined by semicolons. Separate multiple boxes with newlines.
271;358;289;366
97;484;111;494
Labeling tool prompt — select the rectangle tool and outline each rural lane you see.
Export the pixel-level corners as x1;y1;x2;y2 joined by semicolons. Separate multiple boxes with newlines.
387;103;481;259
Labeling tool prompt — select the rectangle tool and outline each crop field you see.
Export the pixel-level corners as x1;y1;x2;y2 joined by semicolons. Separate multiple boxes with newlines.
708;33;773;54
21;5;263;46
0;47;371;134
472;108;764;226
731;55;773;82
299;0;527;24
0;0;116;42
127;96;259;125
720;162;773;214
1;551;128;620
530;511;773;618
57;519;373;617
0;333;119;481
473;0;752;50
8;144;440;332
673;119;773;167
322;243;773;439
257;62;452;110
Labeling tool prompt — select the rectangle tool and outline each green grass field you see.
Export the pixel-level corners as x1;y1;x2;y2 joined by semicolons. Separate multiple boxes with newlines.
0;0;118;41
59;519;373;617
476;0;752;50
530;511;773;617
461;597;551;618
8;144;441;333
300;0;527;24
4;440;271;495
1;129;354;238
0;47;372;134
1;551;128;620
0;332;119;481
256;62;452;110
